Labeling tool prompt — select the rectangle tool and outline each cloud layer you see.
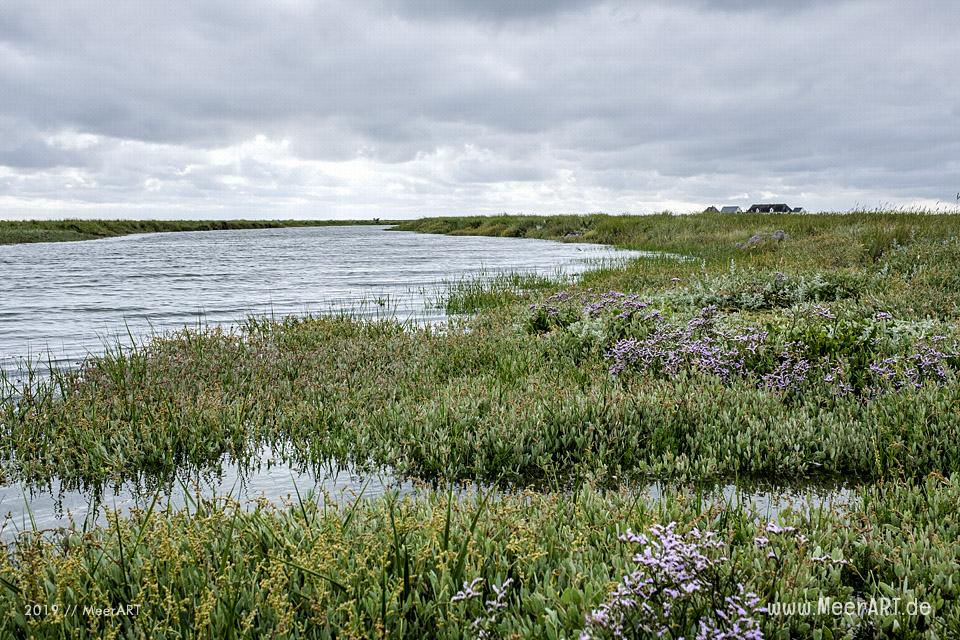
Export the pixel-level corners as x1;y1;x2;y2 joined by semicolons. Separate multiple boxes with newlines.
1;0;958;218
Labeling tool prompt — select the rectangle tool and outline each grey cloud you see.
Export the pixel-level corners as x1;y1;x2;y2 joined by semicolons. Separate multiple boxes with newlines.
0;0;957;217
377;0;600;21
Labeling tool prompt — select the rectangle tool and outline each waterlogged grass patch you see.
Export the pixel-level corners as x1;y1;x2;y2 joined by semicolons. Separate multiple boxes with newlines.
440;271;559;315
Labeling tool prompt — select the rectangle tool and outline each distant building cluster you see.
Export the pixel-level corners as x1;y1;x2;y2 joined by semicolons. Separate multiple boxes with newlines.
704;203;804;214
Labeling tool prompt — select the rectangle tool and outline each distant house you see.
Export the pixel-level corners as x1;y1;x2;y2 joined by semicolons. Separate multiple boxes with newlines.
703;206;720;213
720;206;742;214
747;203;793;213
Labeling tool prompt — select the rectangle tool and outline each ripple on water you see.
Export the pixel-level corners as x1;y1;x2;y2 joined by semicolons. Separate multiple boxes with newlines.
0;225;646;377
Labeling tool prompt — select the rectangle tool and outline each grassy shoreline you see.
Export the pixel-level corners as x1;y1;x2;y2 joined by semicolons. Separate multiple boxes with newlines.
0;218;391;245
3;211;960;637
3;478;958;638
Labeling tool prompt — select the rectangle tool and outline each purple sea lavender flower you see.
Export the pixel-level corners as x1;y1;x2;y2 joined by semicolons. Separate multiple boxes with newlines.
683;305;720;337
545;291;572;304
584;291;628;316
813;304;836;320
583;523;765;640
470;578;514;640
452;577;484;603
486;578;513;611
868;358;898;381
617;297;653;319
910;345;949;381
732;330;768;355
606;338;640;376
762;345;811;392
765;522;796;535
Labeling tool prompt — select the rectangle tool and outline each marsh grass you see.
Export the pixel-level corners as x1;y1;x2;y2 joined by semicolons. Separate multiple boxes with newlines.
4;214;960;490
439;270;562;314
4;211;960;636
1;478;958;638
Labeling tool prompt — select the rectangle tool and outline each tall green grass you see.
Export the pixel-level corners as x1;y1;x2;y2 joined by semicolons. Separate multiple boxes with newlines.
438;270;560;315
2;304;958;490
2;477;958;638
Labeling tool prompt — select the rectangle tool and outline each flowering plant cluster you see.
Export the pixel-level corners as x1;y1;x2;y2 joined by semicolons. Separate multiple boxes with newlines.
528;290;656;332
529;289;957;399
605;305;763;381
580;522;765;640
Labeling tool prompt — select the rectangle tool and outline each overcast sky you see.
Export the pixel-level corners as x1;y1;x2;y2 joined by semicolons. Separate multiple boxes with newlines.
1;0;958;219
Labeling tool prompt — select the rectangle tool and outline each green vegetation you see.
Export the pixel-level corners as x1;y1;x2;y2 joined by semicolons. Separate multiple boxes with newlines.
3;305;958;491
439;270;559;315
2;479;959;638
0;218;390;245
2;211;960;637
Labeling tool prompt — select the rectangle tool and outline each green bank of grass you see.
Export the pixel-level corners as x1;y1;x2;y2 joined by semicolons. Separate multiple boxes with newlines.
396;212;960;319
439;271;559;315
3;306;958;490
390;211;946;256
3;477;959;638
0;218;390;245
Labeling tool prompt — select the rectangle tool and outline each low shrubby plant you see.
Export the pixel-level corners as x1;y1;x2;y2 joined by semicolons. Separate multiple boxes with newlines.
527;289;958;402
678;270;862;312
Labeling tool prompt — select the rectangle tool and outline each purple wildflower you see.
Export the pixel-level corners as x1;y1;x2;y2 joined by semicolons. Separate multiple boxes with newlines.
582;523;764;640
765;522;796;535
813;304;836;320
452;577;484;603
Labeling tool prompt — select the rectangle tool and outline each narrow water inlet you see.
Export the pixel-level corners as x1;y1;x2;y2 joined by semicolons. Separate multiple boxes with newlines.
0;445;860;540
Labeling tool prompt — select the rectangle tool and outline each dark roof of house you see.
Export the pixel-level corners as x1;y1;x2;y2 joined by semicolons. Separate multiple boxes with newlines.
747;203;792;213
720;206;741;213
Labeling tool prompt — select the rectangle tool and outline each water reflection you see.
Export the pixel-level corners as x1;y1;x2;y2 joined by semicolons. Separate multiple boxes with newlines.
1;465;861;541
1;449;415;538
